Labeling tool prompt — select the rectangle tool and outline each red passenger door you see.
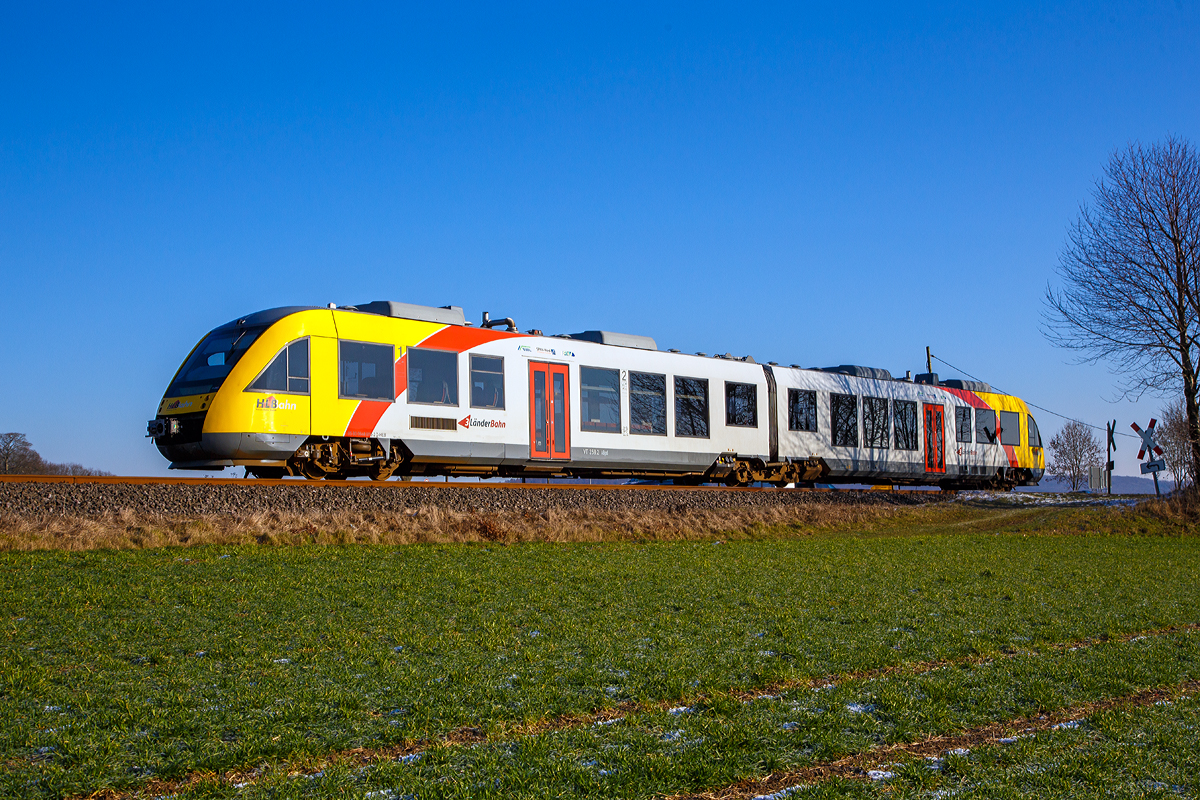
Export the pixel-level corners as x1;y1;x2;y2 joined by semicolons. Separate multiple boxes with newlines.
924;404;945;474
529;362;571;460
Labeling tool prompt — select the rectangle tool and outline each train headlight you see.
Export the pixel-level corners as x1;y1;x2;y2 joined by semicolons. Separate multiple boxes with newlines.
147;418;181;439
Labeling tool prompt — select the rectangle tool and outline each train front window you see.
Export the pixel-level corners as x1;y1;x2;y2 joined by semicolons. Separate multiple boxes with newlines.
248;338;310;395
1028;415;1042;448
164;324;268;397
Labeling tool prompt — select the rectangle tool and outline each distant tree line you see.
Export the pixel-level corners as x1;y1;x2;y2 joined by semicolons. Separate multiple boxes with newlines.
0;433;113;476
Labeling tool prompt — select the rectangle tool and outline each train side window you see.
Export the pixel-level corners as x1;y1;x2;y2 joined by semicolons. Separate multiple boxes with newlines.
863;396;889;448
470;355;505;409
894;400;918;450
830;393;858;447
1028;415;1042;448
788;389;817;432
580;366;620;433
955;407;973;443
248;338;310;395
630;372;666;435
725;381;757;427
975;409;997;444
675;377;710;437
407;347;457;405
1000;410;1021;446
340;341;395;401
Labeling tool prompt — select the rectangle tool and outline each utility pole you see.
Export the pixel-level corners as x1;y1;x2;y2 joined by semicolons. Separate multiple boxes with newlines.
926;346;932;375
1106;421;1116;496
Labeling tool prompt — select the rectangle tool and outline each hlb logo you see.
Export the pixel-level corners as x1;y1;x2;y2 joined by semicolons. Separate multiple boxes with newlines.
459;415;506;429
257;396;297;410
166;400;192;410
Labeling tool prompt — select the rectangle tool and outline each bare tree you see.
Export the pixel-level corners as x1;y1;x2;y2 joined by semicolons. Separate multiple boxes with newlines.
1047;420;1102;491
0;433;39;474
1045;136;1200;476
1158;398;1196;489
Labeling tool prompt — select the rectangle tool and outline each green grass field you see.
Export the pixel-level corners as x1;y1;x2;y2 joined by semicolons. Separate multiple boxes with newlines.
2;503;1198;798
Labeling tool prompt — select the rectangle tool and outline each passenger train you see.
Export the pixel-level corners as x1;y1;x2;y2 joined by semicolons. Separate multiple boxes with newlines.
148;301;1045;488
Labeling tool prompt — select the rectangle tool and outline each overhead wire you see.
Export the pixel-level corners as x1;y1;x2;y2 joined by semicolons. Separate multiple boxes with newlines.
929;353;1140;440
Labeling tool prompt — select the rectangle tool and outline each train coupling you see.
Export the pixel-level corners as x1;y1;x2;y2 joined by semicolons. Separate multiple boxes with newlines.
146;418;181;439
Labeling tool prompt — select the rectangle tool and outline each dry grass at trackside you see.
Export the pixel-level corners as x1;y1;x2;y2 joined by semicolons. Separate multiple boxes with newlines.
0;502;929;551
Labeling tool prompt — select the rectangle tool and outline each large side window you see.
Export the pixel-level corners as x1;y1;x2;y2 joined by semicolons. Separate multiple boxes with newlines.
1000;410;1021;446
830;393;858;447
894;400;918;451
580;366;620;433
630;372;666;435
788;389;817;432
975;409;998;445
863;396;889;448
407;348;458;406
1028;415;1042;448
339;341;394;401
248;338;310;394
675;377;710;438
955;407;973;443
725;381;758;427
470;355;505;409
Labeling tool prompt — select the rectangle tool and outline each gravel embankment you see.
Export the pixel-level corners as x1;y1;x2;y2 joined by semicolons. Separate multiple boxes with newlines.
0;480;944;518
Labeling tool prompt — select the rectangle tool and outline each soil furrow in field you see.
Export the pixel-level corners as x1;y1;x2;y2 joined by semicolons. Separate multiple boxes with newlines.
73;622;1200;800
670;678;1200;800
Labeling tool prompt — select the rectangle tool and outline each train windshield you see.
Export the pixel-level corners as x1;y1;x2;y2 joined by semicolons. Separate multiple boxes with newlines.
164;325;269;398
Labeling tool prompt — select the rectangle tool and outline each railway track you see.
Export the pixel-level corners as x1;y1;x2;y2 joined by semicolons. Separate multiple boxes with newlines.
0;475;951;492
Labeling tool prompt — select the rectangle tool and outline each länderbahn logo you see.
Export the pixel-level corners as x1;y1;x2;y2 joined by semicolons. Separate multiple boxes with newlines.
458;415;506;429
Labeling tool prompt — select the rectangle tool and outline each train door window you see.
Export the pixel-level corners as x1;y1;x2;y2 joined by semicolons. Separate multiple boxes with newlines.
339;341;395;401
1028;415;1042;448
470;355;505;409
788;389;817;432
830;393;858;447
248;338;310;395
894;400;918;450
975;409;998;444
630;372;667;435
863;396;889;448
1000;410;1021;446
675;377;710;438
725;381;757;427
924;404;946;473
408;348;458;406
955;407;973;443
580;366;620;433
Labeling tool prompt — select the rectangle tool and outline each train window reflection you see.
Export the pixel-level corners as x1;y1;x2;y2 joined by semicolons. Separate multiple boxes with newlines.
725;382;757;427
675;377;710;438
976;409;997;444
955;407;973;443
1028;415;1042;448
630;372;666;435
407;348;457;406
788;389;817;432
165;324;268;398
831;393;858;447
580;367;620;433
248;338;310;395
341;341;395;402
863;396;889;448
894;400;918;450
470;355;505;409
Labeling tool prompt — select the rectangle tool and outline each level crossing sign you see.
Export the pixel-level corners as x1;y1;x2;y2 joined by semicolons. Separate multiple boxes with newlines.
1131;420;1166;475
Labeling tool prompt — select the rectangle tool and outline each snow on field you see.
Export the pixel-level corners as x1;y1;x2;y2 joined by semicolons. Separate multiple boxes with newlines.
953;491;1141;507
752;785;809;799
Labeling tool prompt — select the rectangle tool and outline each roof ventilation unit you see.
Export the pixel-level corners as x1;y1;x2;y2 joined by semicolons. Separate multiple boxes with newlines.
566;330;658;350
353;301;466;326
821;365;893;380
941;378;993;393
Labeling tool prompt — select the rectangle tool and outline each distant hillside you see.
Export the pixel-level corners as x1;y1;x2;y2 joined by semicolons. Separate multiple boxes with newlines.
1022;473;1176;495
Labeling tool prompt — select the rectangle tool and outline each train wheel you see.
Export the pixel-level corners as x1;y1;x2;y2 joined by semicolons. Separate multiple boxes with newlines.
300;462;328;480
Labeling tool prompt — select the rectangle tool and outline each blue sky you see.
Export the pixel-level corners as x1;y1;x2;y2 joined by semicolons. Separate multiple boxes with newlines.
1;2;1197;477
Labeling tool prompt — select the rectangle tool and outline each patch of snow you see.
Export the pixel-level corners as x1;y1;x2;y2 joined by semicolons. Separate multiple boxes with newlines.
594;717;624;727
396;753;421;764
1052;720;1081;730
272;658;291;664
669;706;692;715
782;722;801;731
947;747;970;756
752;785;808;800
867;768;895;781
845;703;876;714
